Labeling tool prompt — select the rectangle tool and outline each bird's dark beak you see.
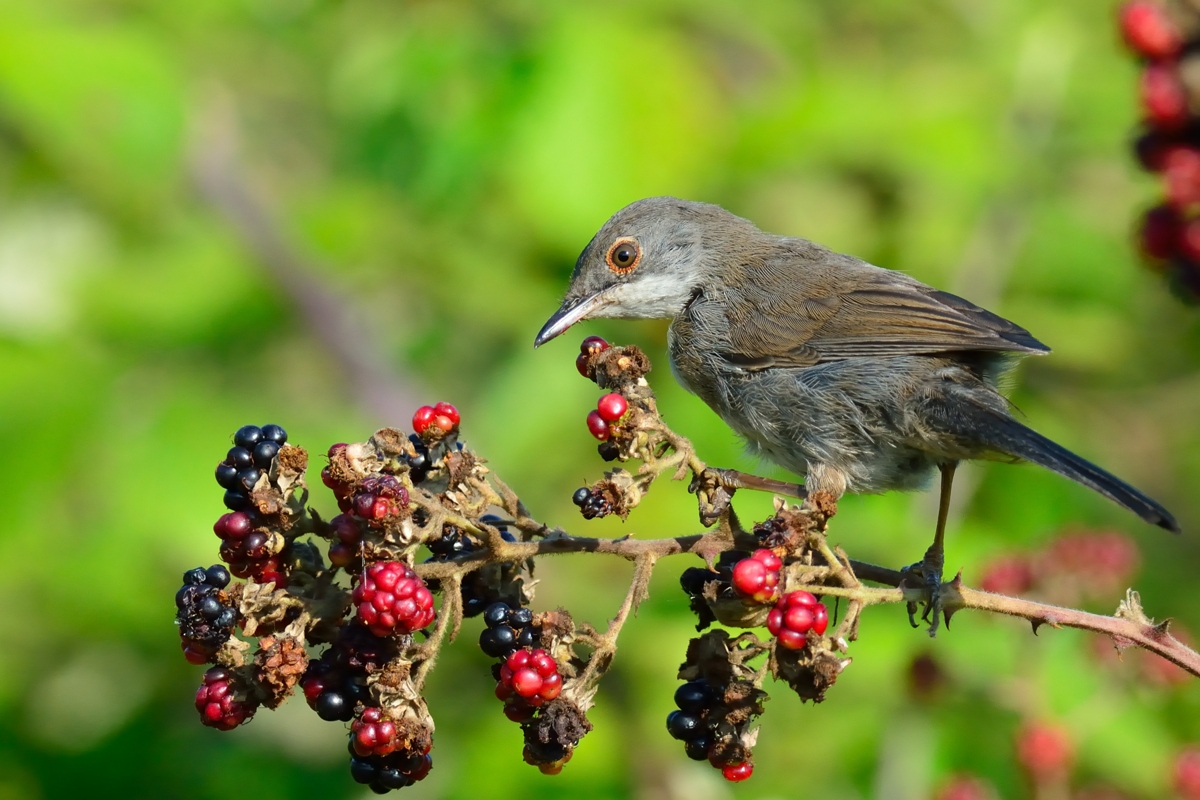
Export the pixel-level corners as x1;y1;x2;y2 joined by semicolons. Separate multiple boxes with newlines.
534;290;612;347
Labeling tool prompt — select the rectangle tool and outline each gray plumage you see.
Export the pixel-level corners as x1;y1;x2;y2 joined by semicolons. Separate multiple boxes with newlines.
536;196;1179;533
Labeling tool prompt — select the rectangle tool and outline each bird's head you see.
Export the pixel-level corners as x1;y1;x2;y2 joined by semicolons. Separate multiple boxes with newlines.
534;197;741;346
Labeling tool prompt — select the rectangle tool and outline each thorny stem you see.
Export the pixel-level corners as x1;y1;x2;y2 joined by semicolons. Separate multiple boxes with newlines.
405;517;1200;679
410;572;463;692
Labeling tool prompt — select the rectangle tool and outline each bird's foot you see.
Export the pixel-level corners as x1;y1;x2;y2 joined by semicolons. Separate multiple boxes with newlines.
900;542;948;637
688;469;737;527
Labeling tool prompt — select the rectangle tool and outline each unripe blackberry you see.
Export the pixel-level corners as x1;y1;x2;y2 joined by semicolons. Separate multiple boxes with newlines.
730;549;782;603
767;591;829;650
353;561;436;637
351;706;399;757
195;667;255;730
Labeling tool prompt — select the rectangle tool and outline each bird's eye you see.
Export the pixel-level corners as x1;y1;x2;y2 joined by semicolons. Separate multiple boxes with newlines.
605;237;642;275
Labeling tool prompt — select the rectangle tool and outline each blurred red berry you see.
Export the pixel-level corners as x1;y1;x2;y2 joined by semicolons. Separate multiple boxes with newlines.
1041;530;1140;597
1140;204;1182;261
979;554;1035;595
1167;147;1200;208
586;410;610;440
1174;745;1200;799
1120;1;1183;59
1142;64;1190;129
1016;721;1073;782
721;762;753;782
596;393;628;422
935;774;996;800
1180;217;1200;262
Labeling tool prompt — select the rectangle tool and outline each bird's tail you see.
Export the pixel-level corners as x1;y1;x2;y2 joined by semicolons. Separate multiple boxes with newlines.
943;400;1180;533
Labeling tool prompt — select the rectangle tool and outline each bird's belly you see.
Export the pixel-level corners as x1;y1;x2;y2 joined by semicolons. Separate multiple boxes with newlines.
667;350;944;494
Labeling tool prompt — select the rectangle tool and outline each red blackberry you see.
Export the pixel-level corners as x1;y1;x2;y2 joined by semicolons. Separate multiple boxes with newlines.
767;591;829;650
351;706;399;757
353;561;436;637
496;648;562;704
195;667;256;730
730;549;782;603
351;475;409;525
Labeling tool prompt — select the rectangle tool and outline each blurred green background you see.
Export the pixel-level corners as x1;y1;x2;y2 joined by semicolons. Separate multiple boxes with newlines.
1;1;1198;798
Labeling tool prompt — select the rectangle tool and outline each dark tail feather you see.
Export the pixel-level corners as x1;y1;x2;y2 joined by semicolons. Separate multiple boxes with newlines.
949;402;1180;533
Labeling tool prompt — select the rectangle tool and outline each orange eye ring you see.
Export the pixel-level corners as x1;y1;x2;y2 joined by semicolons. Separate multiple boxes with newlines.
605;237;642;274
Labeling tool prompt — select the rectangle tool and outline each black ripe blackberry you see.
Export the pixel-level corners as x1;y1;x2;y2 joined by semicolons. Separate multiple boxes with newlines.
260;424;288;445
348;749;432;794
667;679;718;761
215;424;288;505
597;441;620;462
479;602;539;658
571;488;612;519
176;565;237;663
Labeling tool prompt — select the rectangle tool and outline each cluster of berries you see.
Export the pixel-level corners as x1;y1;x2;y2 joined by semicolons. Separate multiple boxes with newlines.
214;424;289;511
353;560;437;638
570;486;613;520
349;707;433;793
767;591;830;650
666;678;753;782
1120;0;1200;298
176;565;236;664
213;510;286;586
424;517;517;617
212;424;291;586
494;648;564;720
300;623;395;722
195;666;256;730
412;402;460;437
478;603;562;715
584;393;628;441
479;602;539;658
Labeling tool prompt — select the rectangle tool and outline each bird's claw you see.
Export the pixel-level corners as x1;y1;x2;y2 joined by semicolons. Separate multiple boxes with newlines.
900;544;947;637
689;469;736;527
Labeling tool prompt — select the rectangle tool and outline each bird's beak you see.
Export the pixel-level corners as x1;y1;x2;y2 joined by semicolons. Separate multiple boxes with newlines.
534;290;613;347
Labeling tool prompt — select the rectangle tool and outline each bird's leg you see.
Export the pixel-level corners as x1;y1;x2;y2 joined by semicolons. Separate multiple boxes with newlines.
688;468;806;527
902;461;956;636
704;468;807;500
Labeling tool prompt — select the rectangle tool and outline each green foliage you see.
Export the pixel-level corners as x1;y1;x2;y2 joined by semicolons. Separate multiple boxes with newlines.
0;1;1196;798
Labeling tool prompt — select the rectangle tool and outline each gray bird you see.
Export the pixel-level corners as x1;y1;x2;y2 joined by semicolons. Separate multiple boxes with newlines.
534;197;1179;626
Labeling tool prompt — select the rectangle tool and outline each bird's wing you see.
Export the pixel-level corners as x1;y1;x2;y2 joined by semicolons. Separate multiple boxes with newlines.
721;270;1049;369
